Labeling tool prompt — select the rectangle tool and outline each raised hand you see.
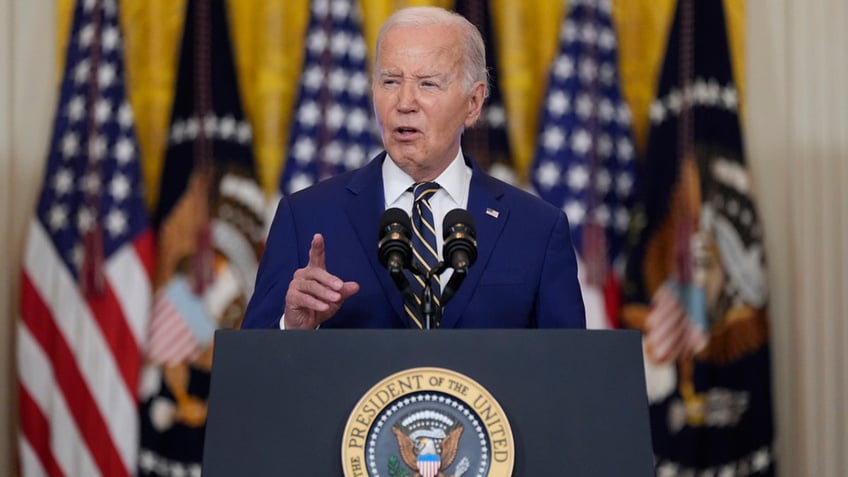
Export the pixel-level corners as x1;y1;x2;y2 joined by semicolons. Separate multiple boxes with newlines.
283;234;360;329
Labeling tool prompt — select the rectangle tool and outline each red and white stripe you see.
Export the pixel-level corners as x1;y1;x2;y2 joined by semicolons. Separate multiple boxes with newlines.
418;461;440;477
577;255;622;330
645;285;708;363
146;293;200;366
18;220;154;477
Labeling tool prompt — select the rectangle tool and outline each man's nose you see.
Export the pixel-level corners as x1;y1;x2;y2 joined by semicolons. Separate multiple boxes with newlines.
396;81;418;112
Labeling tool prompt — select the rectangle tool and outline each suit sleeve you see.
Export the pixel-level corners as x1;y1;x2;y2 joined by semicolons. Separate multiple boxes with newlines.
536;210;586;328
241;197;301;329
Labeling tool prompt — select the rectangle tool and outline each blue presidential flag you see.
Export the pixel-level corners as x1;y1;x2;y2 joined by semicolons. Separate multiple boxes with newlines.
620;1;775;474
138;1;266;475
454;0;516;182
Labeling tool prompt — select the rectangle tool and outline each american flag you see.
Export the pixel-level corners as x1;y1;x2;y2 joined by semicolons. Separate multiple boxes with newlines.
530;0;637;329
279;0;381;196
17;0;155;476
145;276;214;365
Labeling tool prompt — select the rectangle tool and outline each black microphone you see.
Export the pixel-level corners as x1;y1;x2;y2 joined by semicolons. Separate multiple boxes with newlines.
378;208;413;272
378;208;416;306
442;209;477;271
441;209;477;306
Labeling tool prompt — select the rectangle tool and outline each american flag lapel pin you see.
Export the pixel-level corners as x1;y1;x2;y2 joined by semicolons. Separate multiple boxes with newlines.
485;208;499;218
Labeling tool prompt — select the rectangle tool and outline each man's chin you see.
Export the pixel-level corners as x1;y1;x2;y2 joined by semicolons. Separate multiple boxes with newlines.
386;147;423;165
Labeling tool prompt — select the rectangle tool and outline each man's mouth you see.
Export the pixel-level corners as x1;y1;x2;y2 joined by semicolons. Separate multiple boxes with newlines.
394;126;420;137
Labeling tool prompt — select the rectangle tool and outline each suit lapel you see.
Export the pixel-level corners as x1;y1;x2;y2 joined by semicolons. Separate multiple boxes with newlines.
345;153;409;327
439;163;509;328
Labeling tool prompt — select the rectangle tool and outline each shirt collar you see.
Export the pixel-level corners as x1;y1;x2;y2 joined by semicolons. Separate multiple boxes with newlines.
381;150;470;206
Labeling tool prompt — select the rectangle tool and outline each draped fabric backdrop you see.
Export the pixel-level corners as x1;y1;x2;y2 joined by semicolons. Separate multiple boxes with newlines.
55;0;746;201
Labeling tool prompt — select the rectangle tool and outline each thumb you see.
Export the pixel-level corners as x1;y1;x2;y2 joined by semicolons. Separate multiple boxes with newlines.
307;233;326;270
339;281;360;299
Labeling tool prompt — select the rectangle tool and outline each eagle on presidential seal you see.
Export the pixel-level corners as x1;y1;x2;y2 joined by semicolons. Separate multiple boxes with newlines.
392;422;464;477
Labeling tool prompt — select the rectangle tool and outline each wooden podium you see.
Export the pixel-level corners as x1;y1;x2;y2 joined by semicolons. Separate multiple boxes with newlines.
202;329;653;476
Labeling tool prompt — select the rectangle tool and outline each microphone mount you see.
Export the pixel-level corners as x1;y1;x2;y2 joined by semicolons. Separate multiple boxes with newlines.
409;261;444;329
378;207;478;330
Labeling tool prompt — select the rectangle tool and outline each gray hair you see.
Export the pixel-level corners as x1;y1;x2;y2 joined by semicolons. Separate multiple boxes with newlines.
374;6;490;98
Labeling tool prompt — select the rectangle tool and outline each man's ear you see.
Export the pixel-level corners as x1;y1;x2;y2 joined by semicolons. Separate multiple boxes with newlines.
464;81;487;127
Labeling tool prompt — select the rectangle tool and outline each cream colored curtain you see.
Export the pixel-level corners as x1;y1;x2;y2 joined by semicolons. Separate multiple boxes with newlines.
0;0;12;471
748;0;848;475
1;0;59;474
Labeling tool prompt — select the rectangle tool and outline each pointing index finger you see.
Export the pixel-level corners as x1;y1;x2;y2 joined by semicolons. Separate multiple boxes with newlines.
308;233;326;270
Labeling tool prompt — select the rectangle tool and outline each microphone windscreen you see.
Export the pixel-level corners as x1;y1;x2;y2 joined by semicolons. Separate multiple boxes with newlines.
379;207;411;237
442;208;476;238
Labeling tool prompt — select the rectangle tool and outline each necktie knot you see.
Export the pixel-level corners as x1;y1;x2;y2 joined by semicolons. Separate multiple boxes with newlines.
412;182;440;203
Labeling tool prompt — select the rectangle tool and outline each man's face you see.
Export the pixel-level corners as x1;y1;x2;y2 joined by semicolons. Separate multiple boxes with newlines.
373;24;485;182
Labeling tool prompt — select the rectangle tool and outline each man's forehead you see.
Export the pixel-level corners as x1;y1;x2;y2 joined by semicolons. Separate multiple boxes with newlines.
380;25;461;54
377;44;462;75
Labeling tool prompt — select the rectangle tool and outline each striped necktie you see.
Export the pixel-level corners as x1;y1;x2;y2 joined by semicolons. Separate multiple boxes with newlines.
405;182;441;328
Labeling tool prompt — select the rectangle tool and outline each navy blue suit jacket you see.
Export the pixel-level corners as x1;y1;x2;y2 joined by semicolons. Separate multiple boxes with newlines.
241;154;585;329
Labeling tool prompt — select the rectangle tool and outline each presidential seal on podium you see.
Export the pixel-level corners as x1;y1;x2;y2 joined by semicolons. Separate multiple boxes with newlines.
342;367;514;477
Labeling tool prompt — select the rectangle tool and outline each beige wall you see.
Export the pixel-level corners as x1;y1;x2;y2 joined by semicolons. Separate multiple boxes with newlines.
2;1;847;476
